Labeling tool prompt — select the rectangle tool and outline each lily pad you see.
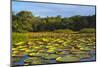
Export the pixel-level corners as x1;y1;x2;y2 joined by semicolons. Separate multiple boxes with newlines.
56;50;70;55
31;61;42;64
28;53;36;56
56;55;80;62
44;54;59;60
16;42;26;45
76;53;90;59
24;57;42;64
80;47;91;51
29;52;48;57
47;47;57;53
24;57;41;62
42;38;49;42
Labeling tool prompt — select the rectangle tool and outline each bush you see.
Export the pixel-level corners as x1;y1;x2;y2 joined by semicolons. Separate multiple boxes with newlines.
80;28;96;33
53;29;76;33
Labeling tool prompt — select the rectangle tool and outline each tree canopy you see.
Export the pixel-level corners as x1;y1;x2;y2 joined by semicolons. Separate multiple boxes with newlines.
12;11;96;32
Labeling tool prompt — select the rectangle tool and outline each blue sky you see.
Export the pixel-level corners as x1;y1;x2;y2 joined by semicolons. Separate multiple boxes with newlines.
12;1;95;17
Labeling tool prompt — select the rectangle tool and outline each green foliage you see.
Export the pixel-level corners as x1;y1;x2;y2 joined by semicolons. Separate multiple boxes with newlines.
12;11;34;32
16;11;33;17
12;11;96;32
24;57;42;64
80;28;96;33
56;55;80;62
44;54;59;60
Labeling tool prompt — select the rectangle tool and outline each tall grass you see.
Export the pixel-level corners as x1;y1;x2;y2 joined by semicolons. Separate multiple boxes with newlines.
12;32;29;45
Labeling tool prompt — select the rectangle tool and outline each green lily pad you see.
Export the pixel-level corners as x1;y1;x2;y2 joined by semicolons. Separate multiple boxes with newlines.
47;47;57;53
24;57;42;64
56;51;70;55
42;38;49;42
28;53;36;56
44;54;59;60
56;55;80;62
16;42;26;45
41;60;51;64
31;60;42;64
29;52;48;57
27;41;33;45
80;47;91;51
24;57;41;63
24;58;33;63
76;53;90;59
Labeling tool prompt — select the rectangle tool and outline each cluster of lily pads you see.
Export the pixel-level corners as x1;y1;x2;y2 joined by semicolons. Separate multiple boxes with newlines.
12;33;96;65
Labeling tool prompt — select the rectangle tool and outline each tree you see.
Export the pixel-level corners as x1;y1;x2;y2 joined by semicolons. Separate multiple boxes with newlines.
12;10;96;32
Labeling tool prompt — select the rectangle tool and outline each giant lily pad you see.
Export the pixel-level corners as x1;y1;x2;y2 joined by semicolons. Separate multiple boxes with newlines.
28;53;36;56
44;54;59;60
56;55;80;62
42;38;49;42
24;57;41;63
76;53;90;59
80;46;91;51
24;57;42;64
15;42;26;46
29;52;48;57
47;47;57;53
31;60;42;64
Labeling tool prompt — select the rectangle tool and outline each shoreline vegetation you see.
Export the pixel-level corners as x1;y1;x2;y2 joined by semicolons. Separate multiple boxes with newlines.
12;10;96;66
12;11;96;33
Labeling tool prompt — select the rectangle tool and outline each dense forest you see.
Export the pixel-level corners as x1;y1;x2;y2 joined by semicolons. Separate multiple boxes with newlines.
12;11;96;32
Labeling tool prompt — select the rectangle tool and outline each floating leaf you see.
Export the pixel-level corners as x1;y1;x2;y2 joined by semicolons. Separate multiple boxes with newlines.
44;54;59;60
56;55;80;62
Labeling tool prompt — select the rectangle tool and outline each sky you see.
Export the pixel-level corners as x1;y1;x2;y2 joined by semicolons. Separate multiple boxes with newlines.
12;1;95;17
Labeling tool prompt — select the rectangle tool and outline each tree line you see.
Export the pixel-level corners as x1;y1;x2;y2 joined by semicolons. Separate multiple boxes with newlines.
12;11;96;32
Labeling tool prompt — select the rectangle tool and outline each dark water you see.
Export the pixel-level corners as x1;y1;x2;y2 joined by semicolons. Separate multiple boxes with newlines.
14;55;29;65
14;50;96;65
